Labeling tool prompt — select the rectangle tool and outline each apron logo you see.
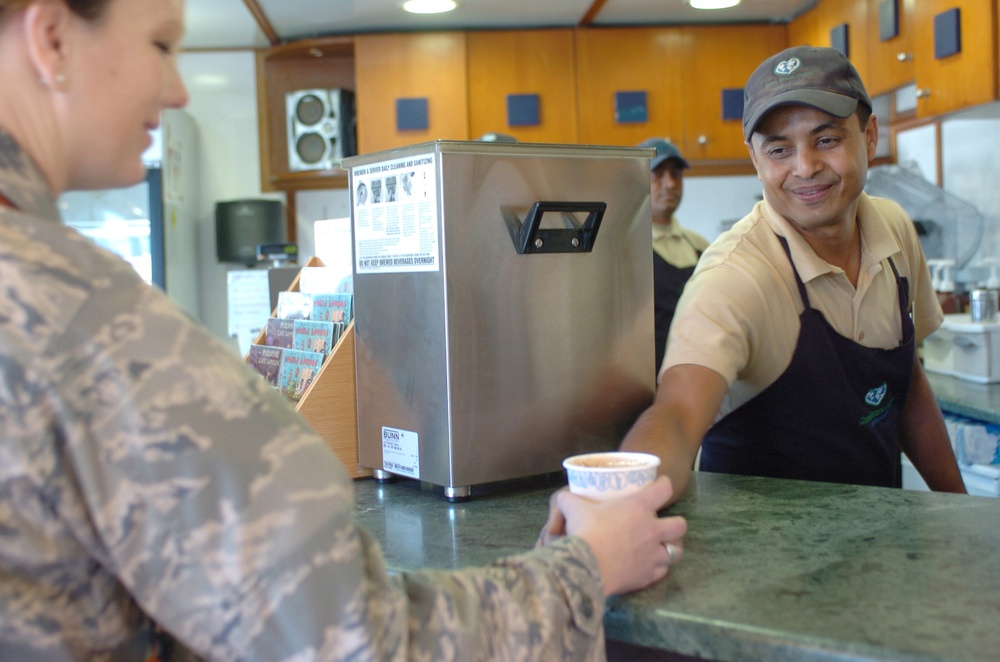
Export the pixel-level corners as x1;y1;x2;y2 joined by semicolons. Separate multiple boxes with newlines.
774;57;800;75
865;383;887;407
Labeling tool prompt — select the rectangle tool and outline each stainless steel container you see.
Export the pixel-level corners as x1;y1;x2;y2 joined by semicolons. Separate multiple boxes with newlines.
970;289;999;323
344;141;655;499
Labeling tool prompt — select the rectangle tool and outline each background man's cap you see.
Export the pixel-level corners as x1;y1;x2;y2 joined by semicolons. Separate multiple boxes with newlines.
742;46;872;141
477;132;518;142
638;138;690;171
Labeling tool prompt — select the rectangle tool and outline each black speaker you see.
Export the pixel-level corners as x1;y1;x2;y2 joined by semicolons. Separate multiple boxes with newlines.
215;199;285;266
286;88;357;172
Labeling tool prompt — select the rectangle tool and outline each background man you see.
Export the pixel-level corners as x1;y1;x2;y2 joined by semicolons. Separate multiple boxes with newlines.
638;137;709;375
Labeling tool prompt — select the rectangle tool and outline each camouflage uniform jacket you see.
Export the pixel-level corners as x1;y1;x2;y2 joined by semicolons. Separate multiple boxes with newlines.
0;129;607;661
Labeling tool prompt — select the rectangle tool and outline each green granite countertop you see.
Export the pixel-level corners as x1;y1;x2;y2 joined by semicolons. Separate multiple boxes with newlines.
928;372;1000;425
353;472;1000;662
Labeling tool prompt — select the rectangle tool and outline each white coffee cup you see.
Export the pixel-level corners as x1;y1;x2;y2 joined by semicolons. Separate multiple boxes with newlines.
563;451;661;501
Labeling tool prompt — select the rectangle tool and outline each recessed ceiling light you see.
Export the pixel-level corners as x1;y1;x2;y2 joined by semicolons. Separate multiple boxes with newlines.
689;0;741;9
192;73;229;87
403;0;457;14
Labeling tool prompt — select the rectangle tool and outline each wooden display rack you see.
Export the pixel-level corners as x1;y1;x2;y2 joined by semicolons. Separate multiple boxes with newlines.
249;256;370;479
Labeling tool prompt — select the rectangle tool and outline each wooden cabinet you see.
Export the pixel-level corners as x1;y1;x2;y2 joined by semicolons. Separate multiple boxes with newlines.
785;1;822;47
678;25;786;163
255;37;356;192
911;0;998;117
865;0;916;96
353;32;470;155
466;29;578;143
786;0;869;93
575;25;785;169
256;16;1000;196
790;0;998;114
574;27;685;149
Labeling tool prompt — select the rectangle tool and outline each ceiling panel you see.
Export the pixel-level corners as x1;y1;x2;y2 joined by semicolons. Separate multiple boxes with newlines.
258;0;598;42
183;0;267;49
181;0;820;50
594;0;818;26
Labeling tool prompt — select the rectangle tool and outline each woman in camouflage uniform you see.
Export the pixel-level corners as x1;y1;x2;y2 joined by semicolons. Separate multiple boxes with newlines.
0;0;687;660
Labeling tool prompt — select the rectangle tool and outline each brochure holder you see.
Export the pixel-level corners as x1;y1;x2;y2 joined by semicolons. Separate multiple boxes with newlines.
248;256;369;478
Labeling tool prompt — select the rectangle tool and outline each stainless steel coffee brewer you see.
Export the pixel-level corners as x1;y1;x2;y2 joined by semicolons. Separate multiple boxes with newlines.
345;141;655;500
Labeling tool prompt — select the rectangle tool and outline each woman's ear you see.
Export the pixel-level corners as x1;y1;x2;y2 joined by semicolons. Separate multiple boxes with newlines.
23;1;72;90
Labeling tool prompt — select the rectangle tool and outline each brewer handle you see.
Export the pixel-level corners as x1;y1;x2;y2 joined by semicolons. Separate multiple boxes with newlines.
509;201;606;255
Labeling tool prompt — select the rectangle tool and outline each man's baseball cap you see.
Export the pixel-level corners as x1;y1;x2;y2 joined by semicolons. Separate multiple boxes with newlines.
742;46;872;141
478;132;518;143
637;138;689;171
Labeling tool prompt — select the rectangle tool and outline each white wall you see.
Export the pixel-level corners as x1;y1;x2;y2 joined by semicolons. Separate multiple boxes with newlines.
898;102;1000;288
682;175;763;241
294;188;353;260
177;51;284;343
177;52;359;346
941;109;1000;286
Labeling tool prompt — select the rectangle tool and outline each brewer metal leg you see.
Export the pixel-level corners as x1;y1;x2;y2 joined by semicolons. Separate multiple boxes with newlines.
444;485;471;502
373;469;396;483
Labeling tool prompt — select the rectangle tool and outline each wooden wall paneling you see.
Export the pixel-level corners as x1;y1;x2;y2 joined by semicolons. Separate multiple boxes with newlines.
787;0;823;47
841;0;871;97
866;0;916;96
354;32;470;155
466;29;579;143
912;0;999;117
679;25;787;163
786;0;868;80
574;27;684;148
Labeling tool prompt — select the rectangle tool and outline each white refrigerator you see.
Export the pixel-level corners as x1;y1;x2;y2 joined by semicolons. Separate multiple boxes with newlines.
59;109;202;320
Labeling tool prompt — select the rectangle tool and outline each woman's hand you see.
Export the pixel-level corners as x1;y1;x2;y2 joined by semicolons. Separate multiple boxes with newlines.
543;477;687;596
536;487;570;548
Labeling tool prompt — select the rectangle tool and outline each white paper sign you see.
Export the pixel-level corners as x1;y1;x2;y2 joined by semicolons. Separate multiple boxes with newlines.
312;216;354;293
381;426;420;479
352;154;439;274
226;269;270;357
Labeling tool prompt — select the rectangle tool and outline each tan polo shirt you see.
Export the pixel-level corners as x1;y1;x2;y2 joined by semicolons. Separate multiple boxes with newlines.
663;193;943;419
652;216;709;268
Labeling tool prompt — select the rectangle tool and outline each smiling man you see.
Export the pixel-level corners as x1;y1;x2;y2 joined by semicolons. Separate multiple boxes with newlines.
619;46;966;501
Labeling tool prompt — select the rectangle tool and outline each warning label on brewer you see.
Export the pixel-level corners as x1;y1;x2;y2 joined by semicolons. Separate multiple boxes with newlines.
352;154;439;274
381;425;420;479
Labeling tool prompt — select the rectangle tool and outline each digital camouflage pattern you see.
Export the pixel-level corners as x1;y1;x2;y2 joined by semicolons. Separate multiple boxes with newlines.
0;129;607;661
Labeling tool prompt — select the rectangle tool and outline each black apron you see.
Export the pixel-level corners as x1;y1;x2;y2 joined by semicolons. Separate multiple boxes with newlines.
653;238;702;374
700;236;914;487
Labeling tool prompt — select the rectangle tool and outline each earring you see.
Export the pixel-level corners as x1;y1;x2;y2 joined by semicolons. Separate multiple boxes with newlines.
39;72;68;89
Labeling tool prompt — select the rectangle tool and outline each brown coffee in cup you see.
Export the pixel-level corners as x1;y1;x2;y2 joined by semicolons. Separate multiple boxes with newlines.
562;451;661;501
570;457;646;468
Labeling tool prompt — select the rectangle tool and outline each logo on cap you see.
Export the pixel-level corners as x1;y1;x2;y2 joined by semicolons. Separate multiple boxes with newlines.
774;57;800;76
